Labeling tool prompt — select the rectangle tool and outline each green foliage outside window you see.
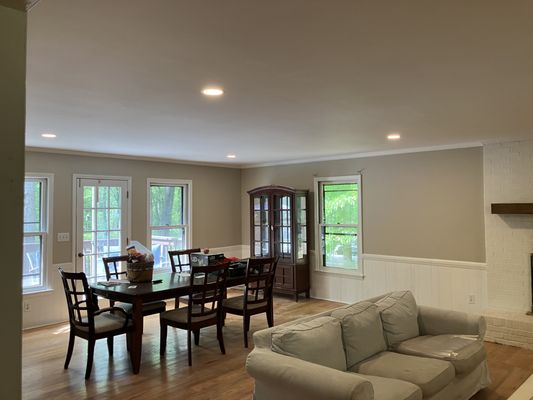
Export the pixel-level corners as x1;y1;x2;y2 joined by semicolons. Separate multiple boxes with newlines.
150;186;183;226
322;182;359;269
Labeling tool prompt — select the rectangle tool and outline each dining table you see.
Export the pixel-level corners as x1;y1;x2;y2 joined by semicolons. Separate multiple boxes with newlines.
90;270;247;374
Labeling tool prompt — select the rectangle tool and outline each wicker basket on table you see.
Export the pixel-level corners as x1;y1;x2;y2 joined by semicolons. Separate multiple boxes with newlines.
126;261;154;283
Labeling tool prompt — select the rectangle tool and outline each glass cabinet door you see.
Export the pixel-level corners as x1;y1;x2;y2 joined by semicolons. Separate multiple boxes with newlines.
252;195;270;257
296;193;307;260
273;194;292;260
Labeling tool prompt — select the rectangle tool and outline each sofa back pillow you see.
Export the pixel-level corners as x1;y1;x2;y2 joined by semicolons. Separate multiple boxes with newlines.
271;316;347;371
376;290;419;347
331;302;387;369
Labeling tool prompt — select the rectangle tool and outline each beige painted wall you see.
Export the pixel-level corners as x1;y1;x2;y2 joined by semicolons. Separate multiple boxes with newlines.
22;151;241;329
241;147;485;262
26;151;242;264
0;3;25;398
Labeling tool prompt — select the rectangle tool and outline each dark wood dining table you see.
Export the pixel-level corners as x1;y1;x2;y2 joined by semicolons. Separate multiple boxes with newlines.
90;271;246;374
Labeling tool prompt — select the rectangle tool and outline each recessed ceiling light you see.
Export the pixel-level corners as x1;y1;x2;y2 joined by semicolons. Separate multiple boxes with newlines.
226;154;236;159
202;87;224;96
387;132;401;140
41;133;57;138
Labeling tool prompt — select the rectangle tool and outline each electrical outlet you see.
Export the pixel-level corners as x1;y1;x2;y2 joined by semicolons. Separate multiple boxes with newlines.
57;232;70;242
23;302;31;312
468;295;476;304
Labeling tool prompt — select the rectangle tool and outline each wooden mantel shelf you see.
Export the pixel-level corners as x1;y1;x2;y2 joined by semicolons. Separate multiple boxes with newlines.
491;203;533;214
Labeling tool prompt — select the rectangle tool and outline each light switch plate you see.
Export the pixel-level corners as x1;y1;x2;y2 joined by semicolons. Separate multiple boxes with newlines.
57;232;70;242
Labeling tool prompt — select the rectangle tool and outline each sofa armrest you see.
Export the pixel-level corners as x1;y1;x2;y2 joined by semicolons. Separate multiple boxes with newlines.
246;349;374;400
418;305;486;338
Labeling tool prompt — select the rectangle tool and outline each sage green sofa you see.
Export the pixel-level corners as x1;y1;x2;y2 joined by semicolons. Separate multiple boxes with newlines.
246;291;490;400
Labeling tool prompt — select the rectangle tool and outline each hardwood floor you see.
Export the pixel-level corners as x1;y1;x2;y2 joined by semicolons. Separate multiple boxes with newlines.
22;293;532;400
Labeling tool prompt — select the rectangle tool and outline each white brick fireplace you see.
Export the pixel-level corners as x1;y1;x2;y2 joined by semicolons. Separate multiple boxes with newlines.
484;140;533;349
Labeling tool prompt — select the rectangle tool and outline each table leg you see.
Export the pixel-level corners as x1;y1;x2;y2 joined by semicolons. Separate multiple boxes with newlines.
130;298;144;374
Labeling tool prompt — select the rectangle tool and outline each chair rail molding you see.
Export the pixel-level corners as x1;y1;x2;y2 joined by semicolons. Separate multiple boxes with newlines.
362;253;487;271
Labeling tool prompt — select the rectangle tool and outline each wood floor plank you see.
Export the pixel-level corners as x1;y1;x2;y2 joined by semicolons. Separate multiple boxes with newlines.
22;293;533;400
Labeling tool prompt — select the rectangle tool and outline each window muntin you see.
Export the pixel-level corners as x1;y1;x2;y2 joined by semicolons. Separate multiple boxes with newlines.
317;177;361;272
148;182;190;269
23;177;48;291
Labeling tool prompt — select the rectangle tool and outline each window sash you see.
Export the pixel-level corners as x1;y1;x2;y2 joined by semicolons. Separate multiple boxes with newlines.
316;176;362;274
148;182;191;270
23;177;49;292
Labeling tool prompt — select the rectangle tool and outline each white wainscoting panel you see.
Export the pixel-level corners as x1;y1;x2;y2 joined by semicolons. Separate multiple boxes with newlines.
209;244;245;259
23;245;247;330
22;263;74;330
311;252;487;313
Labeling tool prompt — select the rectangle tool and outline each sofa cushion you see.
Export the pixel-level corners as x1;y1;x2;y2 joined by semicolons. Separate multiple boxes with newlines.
271;316;346;371
331;302;387;368
353;351;455;397
376;291;419;347
357;374;423;400
394;334;486;374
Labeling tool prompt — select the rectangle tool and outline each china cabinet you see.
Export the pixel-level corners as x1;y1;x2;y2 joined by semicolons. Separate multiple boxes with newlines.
248;185;310;300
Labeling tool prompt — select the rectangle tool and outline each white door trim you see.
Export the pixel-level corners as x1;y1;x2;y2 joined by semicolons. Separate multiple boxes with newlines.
72;174;132;271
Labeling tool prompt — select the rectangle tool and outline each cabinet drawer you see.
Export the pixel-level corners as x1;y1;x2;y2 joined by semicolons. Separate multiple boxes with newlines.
275;264;293;289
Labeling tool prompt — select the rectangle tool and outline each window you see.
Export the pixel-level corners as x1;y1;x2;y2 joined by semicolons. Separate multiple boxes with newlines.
315;176;362;274
147;179;192;269
23;176;51;291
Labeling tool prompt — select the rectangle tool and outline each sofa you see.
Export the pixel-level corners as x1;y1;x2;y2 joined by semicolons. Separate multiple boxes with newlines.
246;291;490;400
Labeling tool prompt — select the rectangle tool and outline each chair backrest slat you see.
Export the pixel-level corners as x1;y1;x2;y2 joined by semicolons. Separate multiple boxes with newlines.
168;248;201;273
102;255;129;281
188;262;229;321
59;268;98;332
245;257;278;306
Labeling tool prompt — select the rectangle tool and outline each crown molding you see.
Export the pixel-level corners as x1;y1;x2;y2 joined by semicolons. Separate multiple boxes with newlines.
25;0;40;10
25;147;241;169
240;142;483;169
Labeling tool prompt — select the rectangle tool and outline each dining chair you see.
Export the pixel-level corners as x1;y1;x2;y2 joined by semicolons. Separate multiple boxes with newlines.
168;248;201;273
168;248;201;307
58;267;132;379
159;262;229;366
222;257;278;347
102;255;167;317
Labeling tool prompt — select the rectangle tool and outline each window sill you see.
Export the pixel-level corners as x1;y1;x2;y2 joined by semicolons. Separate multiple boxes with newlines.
314;267;365;279
23;288;54;297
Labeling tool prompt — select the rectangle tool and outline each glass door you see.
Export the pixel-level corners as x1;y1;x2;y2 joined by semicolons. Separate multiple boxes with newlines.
75;178;129;282
252;195;270;257
296;193;307;260
273;194;292;261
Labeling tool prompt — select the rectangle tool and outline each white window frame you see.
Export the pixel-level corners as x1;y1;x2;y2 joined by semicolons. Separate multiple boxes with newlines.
314;175;363;277
23;173;54;294
147;178;193;271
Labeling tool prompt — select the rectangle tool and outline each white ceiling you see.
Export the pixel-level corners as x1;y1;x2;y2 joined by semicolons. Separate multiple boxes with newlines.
26;0;533;167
